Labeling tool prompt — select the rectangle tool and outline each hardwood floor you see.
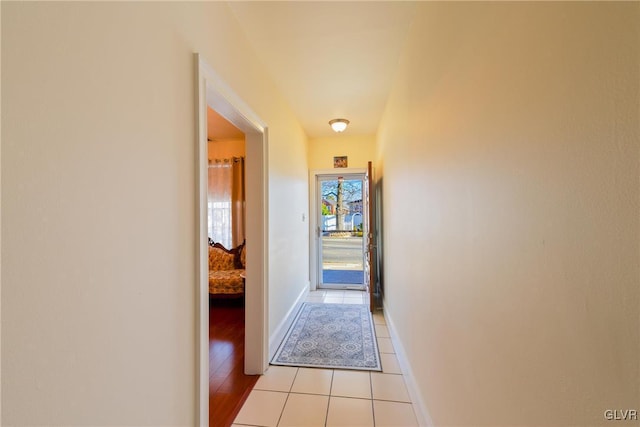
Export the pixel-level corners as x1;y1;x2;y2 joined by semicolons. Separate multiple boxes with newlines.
209;298;259;427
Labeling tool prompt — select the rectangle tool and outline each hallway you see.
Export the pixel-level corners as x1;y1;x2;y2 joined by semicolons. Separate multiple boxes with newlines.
232;290;418;427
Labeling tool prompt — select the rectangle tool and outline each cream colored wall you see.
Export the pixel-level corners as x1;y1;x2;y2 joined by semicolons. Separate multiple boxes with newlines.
1;2;308;425
378;2;639;426
208;139;245;160
308;134;375;170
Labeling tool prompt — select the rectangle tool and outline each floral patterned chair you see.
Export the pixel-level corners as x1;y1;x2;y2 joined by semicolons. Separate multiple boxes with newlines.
208;241;245;296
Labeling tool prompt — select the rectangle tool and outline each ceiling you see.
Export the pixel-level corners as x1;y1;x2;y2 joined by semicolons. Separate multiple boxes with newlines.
227;2;417;138
208;107;244;141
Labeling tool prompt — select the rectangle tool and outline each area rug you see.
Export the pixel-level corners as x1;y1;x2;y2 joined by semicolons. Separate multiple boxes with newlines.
271;303;382;371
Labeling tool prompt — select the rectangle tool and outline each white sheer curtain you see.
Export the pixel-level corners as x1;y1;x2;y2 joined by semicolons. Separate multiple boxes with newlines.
207;157;245;249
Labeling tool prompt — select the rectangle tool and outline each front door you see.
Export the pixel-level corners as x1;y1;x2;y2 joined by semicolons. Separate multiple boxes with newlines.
364;161;375;312
317;173;366;290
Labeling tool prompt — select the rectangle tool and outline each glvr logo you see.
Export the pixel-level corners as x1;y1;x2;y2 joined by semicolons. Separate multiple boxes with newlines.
604;409;638;421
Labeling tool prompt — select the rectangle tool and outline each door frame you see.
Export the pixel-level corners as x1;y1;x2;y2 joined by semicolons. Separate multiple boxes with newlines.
196;53;269;426
309;168;366;291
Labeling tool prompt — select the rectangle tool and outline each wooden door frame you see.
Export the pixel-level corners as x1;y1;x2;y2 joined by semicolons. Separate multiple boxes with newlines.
196;53;269;426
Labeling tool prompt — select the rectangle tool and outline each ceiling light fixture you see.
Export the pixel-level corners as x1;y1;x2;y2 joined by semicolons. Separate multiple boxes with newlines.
329;118;350;133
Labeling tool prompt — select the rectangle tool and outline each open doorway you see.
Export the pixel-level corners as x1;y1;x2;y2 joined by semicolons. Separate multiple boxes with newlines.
196;54;269;426
317;173;366;290
206;108;256;426
310;164;378;312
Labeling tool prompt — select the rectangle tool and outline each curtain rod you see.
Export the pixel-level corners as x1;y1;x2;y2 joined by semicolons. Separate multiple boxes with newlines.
208;156;245;165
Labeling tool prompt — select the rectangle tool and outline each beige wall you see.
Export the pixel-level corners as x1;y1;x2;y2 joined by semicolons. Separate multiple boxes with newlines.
1;2;308;425
378;2;639;426
308;134;375;170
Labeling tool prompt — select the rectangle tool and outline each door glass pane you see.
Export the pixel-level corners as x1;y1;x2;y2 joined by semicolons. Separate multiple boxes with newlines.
320;177;364;287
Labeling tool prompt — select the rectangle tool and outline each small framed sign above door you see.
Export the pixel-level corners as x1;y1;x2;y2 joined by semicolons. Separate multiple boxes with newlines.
333;156;348;168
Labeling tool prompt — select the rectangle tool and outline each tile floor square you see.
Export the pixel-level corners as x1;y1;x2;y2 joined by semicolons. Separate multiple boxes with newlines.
326;396;374;427
233;389;288;427
371;373;411;402
372;313;386;325
375;324;390;337
380;353;402;374
279;393;329;427
291;368;333;395
254;365;298;392
376;337;395;353
373;400;418;427
331;370;371;399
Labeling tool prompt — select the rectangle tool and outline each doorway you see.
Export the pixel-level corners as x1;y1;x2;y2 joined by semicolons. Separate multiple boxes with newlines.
206;108;255;426
196;54;269;426
316;173;366;290
310;164;378;312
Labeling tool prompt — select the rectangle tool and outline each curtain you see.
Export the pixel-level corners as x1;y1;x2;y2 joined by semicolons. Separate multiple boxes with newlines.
207;157;245;249
231;157;246;247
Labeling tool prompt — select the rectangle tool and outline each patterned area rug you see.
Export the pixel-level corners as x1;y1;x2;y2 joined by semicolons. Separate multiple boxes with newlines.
271;303;382;371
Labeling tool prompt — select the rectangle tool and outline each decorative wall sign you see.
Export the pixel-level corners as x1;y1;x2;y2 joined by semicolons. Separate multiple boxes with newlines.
333;156;348;168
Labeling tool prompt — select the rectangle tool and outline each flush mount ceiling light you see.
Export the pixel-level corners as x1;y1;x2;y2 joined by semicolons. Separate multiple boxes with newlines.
329;118;350;133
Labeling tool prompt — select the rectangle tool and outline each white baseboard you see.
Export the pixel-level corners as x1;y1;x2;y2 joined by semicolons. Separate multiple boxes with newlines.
269;282;310;361
383;297;434;427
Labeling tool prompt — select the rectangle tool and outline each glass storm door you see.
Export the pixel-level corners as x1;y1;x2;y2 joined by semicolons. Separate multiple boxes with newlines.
317;174;366;290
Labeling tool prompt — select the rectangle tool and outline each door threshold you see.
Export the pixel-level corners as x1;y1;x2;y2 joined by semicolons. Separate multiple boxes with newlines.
319;284;366;291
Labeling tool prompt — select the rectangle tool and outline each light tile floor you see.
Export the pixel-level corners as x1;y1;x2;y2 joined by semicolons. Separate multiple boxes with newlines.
232;290;418;427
